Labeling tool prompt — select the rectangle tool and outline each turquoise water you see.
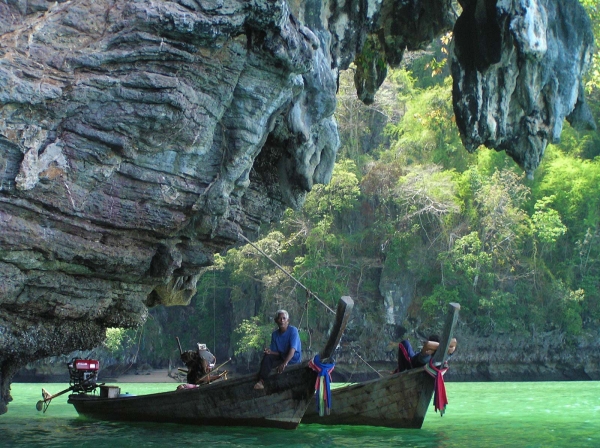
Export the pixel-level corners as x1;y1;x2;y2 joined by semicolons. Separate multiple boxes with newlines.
1;382;598;447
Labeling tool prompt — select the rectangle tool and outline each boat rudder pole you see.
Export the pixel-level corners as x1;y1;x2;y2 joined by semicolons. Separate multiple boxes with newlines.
176;336;184;355
195;358;232;384
36;384;76;413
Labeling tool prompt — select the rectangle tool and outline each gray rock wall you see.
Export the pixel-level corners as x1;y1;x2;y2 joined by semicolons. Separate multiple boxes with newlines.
446;328;600;381
452;0;596;178
0;0;341;413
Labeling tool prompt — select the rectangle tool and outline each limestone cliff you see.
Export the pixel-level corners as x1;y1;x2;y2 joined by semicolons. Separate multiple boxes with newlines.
452;0;596;178
0;0;594;414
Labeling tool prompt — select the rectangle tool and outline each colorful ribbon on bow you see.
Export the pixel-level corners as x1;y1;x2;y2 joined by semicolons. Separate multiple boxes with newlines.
308;354;335;416
424;359;449;416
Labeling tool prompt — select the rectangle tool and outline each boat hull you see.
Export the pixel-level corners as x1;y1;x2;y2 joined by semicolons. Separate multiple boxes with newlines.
69;363;316;429
303;302;460;428
302;367;434;428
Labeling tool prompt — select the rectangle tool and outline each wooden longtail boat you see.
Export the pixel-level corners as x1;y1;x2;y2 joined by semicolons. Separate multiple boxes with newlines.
68;296;354;429
302;302;460;429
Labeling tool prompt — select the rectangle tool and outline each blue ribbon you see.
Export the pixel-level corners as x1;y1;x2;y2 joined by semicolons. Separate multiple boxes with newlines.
309;354;335;416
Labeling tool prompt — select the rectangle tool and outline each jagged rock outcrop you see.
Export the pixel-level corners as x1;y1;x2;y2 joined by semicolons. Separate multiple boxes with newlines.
452;0;596;178
0;0;595;414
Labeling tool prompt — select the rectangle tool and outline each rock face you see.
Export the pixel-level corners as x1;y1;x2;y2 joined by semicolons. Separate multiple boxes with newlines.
0;0;594;414
452;0;596;178
446;328;600;382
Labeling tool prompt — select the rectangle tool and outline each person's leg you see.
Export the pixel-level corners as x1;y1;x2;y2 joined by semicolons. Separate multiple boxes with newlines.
255;354;283;388
411;352;431;367
396;340;416;373
401;340;417;358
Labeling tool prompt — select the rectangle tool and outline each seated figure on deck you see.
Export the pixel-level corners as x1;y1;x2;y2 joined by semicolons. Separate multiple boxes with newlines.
395;335;457;373
253;309;302;390
181;343;216;384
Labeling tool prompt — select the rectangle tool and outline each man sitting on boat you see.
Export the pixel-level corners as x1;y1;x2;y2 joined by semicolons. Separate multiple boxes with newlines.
395;335;457;373
181;343;216;384
254;309;302;390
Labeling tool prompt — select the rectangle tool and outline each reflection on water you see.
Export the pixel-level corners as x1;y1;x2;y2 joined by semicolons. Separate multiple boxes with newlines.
1;382;599;447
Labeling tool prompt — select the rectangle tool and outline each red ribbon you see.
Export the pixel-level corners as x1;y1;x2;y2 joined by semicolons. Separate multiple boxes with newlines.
424;359;449;416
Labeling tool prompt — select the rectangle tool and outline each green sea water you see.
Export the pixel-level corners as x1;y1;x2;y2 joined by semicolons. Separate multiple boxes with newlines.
1;381;598;447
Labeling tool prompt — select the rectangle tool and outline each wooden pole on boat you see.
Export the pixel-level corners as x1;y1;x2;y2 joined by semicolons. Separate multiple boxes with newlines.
176;336;184;355
36;385;75;412
195;358;231;384
432;302;461;366
320;296;354;361
36;376;104;413
414;302;460;419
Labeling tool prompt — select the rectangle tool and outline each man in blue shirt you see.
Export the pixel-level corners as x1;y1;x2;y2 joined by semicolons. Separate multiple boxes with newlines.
254;309;302;390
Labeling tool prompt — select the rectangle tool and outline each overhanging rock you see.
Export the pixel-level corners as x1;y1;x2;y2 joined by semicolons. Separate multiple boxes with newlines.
452;0;596;178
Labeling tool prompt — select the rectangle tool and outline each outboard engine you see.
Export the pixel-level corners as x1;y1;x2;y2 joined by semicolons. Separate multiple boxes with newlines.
68;358;99;393
36;358;101;413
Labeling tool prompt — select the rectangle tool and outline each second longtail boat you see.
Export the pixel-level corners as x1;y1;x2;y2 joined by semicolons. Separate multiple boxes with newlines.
302;302;460;428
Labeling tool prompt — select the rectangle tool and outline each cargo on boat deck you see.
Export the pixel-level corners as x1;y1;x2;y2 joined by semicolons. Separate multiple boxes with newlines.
99;386;121;399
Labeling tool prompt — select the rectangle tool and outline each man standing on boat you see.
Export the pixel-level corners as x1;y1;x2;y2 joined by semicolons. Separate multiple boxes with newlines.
254;309;302;390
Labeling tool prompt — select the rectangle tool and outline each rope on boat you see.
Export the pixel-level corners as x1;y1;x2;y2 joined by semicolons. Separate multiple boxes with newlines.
237;233;335;314
297;293;313;351
351;348;382;377
238;232;383;378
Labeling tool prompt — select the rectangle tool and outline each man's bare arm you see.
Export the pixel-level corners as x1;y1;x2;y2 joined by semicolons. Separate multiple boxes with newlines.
421;338;458;355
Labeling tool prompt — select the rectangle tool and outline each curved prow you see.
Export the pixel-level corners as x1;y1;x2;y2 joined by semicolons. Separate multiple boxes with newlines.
432;302;460;365
319;296;354;361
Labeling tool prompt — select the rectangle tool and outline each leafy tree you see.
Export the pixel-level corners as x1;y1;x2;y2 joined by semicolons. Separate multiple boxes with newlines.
531;195;567;245
104;328;132;355
440;231;493;294
102;327;138;361
303;159;360;221
385;73;475;172
394;164;460;225
233;316;273;366
580;0;600;94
